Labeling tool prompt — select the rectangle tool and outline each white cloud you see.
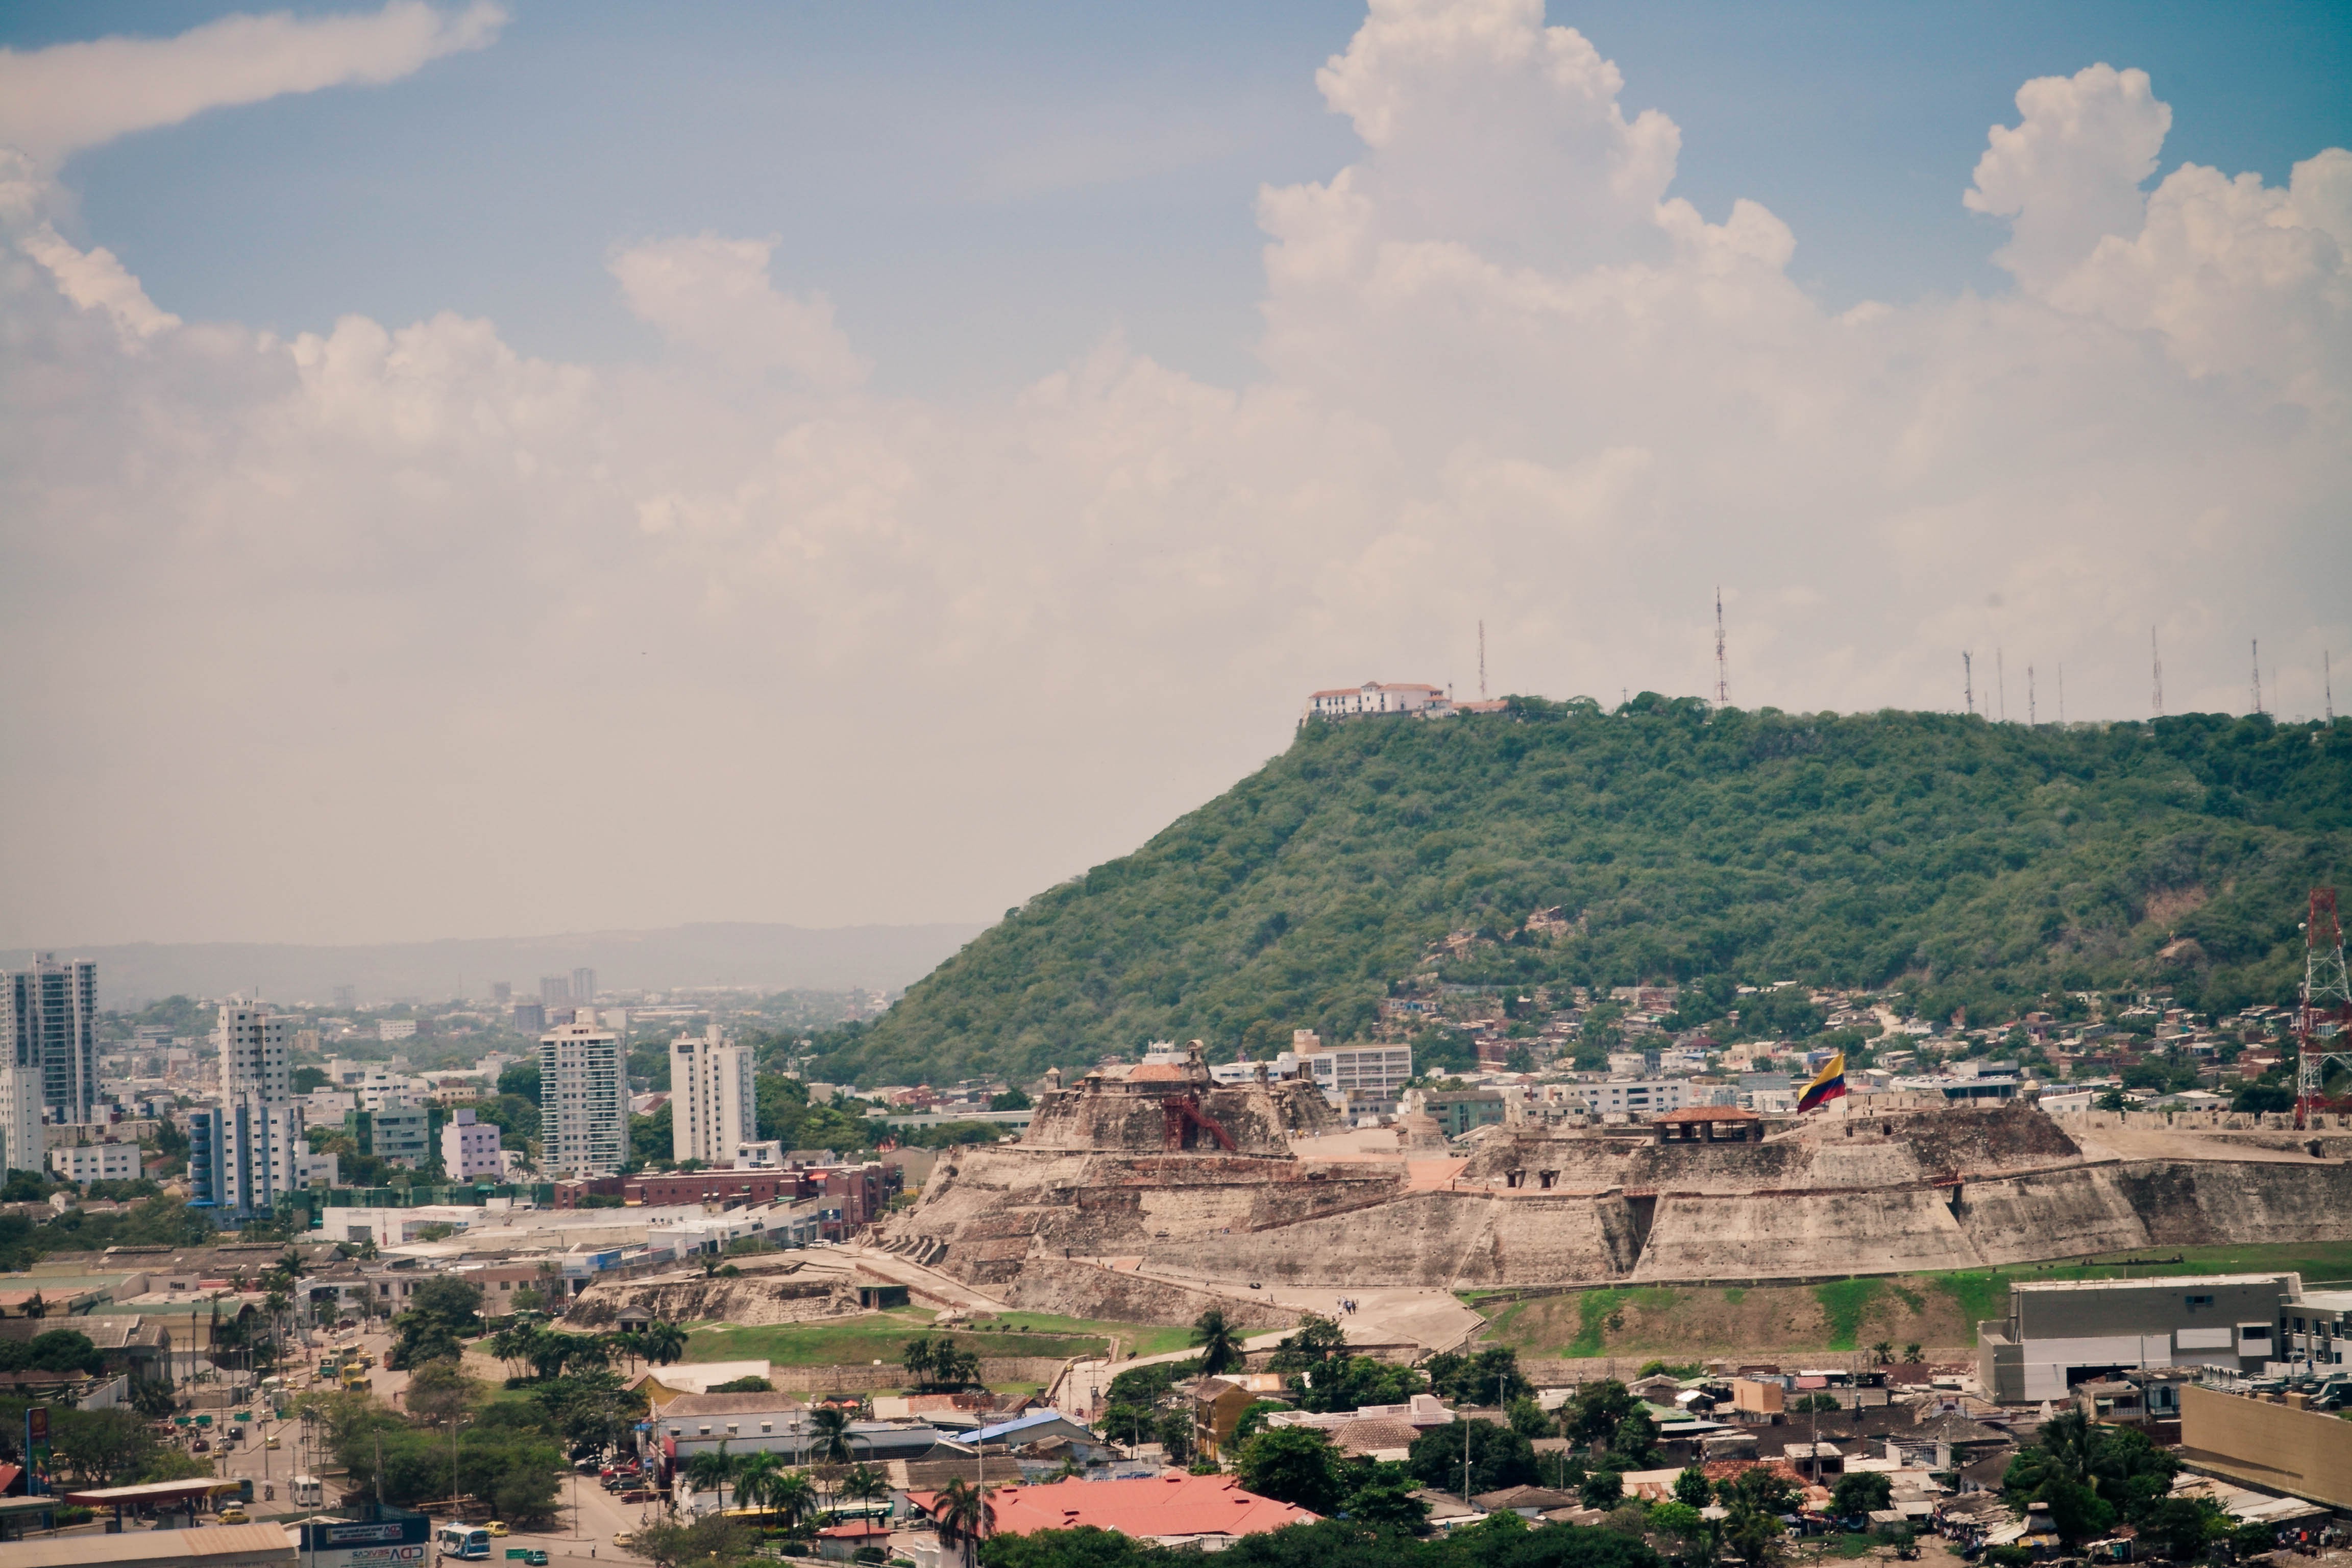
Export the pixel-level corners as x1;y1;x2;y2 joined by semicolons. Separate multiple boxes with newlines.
609;234;869;389
1964;64;2171;295
0;1;505;168
0;0;2346;948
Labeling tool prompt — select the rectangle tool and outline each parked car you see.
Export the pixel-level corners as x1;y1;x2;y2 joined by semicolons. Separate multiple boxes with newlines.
524;1553;550;1566
217;1508;248;1525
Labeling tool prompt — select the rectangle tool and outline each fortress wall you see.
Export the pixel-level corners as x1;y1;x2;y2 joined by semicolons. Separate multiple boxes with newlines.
993;1259;1298;1331
1633;1187;1980;1280
2128;1160;2352;1246
1149;1190;1511;1287
1954;1167;2151;1264
1474;1194;1642;1285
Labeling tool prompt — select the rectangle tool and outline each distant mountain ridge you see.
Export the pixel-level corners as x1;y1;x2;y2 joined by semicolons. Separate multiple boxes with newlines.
1;921;987;1010
823;701;2349;1086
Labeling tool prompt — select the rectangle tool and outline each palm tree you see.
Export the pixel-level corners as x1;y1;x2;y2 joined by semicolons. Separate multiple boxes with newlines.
901;1335;937;1389
806;1406;855;1466
1192;1308;1243;1377
684;1442;736;1514
734;1451;782;1526
641;1319;688;1367
612;1329;644;1374
1870;1340;1894;1366
839;1462;886;1513
932;1478;989;1568
1903;1342;1923;1364
770;1469;818;1534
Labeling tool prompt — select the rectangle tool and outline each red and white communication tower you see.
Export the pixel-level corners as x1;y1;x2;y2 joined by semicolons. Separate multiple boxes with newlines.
2295;887;2352;1129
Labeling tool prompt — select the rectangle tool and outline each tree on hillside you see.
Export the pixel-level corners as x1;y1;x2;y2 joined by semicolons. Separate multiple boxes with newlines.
1233;1427;1344;1514
641;1319;687;1366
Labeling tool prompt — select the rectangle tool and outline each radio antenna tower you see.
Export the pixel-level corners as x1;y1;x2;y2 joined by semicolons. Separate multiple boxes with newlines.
1997;647;2007;722
2328;651;2337;722
2151;627;2164;717
1714;589;1729;709
2028;666;2037;727
1478;620;1487;701
2252;639;2263;716
1963;651;1974;716
2294;887;2352;1130
2059;664;2066;725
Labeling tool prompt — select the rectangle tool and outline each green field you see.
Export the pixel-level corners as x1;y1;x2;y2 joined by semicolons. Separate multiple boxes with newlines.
1474;1238;2352;1361
683;1309;1194;1370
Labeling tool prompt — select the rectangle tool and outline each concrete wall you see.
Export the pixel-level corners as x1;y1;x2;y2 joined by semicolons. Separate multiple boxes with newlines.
2180;1383;2352;1510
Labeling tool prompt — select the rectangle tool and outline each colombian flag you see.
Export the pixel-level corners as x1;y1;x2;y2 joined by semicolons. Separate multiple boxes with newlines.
1797;1051;1848;1113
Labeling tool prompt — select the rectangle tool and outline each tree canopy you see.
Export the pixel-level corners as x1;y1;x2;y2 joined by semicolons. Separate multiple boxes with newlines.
817;707;2346;1084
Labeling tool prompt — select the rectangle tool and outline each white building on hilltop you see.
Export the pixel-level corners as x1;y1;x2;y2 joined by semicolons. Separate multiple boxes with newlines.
672;1026;756;1167
541;1013;624;1177
1304;682;1451;722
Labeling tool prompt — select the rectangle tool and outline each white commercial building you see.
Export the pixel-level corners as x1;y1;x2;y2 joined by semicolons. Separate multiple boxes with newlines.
541;1014;624;1176
1573;1078;1690;1118
671;1026;757;1167
378;1018;418;1041
49;1140;141;1185
440;1107;504;1180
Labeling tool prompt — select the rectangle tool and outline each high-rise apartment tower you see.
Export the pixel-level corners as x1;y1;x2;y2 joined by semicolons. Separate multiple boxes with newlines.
1;954;97;1124
671;1026;756;1167
539;1013;623;1177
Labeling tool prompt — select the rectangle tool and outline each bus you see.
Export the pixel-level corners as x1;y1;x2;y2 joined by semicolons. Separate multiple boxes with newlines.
437;1525;492;1560
291;1476;324;1509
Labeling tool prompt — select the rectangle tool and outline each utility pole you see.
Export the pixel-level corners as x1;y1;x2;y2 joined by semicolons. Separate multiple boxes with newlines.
2152;627;2164;718
1714;588;1729;709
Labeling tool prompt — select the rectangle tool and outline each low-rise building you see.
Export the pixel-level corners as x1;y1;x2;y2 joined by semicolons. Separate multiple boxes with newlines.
439;1108;503;1180
1977;1274;2294;1402
347;1104;437;1170
1574;1078;1690;1118
47;1140;141;1185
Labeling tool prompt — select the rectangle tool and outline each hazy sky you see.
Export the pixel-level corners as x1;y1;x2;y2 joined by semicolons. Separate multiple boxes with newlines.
3;1;2347;949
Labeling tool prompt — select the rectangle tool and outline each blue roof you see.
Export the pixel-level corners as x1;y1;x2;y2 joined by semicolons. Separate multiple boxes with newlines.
972;1409;1078;1443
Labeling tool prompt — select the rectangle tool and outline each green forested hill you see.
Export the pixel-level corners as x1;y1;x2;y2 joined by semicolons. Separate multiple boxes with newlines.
820;701;2350;1086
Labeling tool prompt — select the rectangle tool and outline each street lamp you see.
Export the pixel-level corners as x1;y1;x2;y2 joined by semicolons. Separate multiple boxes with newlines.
445;1413;473;1520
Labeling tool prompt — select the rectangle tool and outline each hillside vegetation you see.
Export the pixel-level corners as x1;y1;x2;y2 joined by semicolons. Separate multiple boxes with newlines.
823;701;2349;1086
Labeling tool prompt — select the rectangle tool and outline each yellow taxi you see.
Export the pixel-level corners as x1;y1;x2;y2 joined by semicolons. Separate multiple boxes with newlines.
485;1522;509;1537
265;1435;280;1450
217;1508;249;1525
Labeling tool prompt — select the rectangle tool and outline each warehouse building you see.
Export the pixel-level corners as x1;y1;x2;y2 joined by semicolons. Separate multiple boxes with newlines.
1977;1274;2293;1402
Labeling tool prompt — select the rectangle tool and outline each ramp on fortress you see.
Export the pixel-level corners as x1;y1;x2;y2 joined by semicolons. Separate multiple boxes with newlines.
876;1086;2352;1315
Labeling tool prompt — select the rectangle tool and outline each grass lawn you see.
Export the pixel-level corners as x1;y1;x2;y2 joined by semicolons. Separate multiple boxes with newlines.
683;1310;1195;1369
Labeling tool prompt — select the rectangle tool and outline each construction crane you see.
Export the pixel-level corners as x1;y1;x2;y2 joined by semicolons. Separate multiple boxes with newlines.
2295;888;2352;1130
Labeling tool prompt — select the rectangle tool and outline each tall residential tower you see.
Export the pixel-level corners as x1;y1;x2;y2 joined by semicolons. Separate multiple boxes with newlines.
671;1026;756;1167
1;953;97;1126
540;1013;624;1177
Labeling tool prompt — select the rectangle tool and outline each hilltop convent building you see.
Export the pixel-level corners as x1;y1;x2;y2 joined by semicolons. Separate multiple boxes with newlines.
1304;681;1450;721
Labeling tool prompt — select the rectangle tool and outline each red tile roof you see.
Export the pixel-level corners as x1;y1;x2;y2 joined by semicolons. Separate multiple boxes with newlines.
913;1473;1316;1541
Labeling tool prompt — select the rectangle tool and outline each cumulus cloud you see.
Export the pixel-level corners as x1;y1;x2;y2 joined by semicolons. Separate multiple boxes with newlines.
1964;64;2171;295
0;0;2346;947
0;1;505;168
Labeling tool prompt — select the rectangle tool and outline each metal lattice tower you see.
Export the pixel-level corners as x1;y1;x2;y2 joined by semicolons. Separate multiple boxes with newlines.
1478;620;1486;701
2328;650;2336;723
2151;627;2164;717
1714;588;1729;709
2029;666;2037;726
2252;639;2264;716
2297;888;2352;1129
1963;651;1973;716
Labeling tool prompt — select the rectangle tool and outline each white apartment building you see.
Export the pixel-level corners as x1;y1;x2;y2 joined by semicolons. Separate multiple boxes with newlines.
49;1140;141;1185
671;1026;756;1167
1573;1078;1690;1118
218;1005;293;1101
540;1014;624;1177
0;1066;43;1177
219;1093;307;1215
1212;1031;1415;1114
440;1107;504;1180
378;1019;418;1041
1304;681;1449;722
2;954;99;1124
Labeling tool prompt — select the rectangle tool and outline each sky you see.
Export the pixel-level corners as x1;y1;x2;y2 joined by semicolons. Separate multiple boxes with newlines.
1;0;2348;950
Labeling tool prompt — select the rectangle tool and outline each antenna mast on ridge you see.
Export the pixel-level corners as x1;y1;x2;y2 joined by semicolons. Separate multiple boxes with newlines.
2252;639;2264;716
2151;627;2164;717
1997;647;2007;722
2328;651;2337;723
1478;620;1487;701
2028;666;2037;727
1714;589;1729;709
1963;651;1974;716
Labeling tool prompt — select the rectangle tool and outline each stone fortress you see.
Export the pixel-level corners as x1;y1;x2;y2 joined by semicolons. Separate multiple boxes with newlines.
875;1042;2352;1322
